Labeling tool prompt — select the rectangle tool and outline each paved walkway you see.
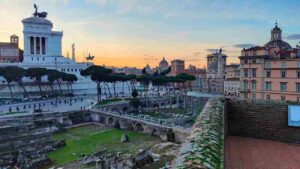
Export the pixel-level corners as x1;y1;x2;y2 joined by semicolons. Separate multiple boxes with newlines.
225;136;300;169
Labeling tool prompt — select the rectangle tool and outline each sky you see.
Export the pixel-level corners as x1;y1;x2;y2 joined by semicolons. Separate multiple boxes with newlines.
1;0;300;68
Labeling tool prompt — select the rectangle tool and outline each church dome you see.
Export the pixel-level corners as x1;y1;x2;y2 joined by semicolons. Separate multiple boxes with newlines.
264;40;292;49
159;57;169;67
264;22;292;50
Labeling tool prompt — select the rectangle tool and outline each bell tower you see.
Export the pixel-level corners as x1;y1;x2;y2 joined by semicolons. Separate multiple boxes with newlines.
10;35;19;46
271;22;282;41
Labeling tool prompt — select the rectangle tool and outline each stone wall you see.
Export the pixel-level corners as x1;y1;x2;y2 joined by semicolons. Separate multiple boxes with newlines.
227;99;300;143
173;98;225;169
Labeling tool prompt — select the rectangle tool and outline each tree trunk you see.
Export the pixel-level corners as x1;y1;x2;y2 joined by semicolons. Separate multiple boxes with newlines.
105;83;112;98
122;82;125;98
97;82;101;103
70;83;73;94
57;80;62;93
37;81;43;96
126;81;131;94
49;83;54;93
7;82;13;99
19;81;29;99
103;84;108;99
113;82;116;98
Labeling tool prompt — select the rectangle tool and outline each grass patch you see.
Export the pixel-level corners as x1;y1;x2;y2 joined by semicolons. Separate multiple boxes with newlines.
48;125;161;165
134;107;187;119
95;98;131;107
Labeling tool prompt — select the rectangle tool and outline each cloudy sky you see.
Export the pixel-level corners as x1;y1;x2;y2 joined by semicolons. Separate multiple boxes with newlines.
0;0;300;68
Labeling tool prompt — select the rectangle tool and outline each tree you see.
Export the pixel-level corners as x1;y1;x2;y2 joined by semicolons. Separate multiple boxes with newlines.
130;98;141;111
25;68;48;96
160;66;171;76
14;67;28;98
81;65;112;102
126;74;137;92
47;69;63;94
136;75;152;94
62;73;78;94
152;76;167;96
106;74;120;98
176;73;196;92
141;68;148;75
131;89;138;98
0;66;27;99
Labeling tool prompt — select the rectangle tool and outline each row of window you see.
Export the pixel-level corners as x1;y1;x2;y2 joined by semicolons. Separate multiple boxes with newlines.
243;69;300;78
243;80;257;90
243;68;257;77
243;61;300;68
245;93;300;102
244;81;300;92
61;68;83;73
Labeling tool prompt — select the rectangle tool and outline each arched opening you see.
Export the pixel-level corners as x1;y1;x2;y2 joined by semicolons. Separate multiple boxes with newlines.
107;117;114;126
135;123;144;132
114;120;120;129
122;107;128;112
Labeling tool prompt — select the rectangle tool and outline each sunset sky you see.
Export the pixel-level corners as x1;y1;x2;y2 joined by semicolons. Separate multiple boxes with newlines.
0;0;300;68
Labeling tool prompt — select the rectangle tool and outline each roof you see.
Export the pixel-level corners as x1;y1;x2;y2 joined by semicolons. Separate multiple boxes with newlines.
22;16;53;26
159;57;169;66
264;40;292;49
242;46;266;51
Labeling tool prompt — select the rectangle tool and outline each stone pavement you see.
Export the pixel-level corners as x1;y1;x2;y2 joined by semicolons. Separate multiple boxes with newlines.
225;136;300;169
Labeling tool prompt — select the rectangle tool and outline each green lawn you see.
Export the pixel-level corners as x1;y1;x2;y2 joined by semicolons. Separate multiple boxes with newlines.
134;107;187;119
95;98;131;107
48;125;161;165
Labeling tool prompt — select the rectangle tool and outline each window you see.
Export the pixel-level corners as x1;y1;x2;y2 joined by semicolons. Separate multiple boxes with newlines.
36;37;40;54
41;37;46;54
281;62;286;68
265;82;272;91
251;80;257;90
280;82;287;92
244;80;249;90
281;96;285;101
30;36;34;54
252;93;256;100
298;62;300;68
244;59;248;64
297;97;300;102
244;69;248;77
266;95;271;100
266;70;271;78
281;70;286;78
296;83;300;93
297;71;300;79
252;69;257;77
252;59;256;63
266;63;271;68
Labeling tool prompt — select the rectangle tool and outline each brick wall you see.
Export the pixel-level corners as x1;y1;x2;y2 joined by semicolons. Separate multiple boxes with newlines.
227;100;300;143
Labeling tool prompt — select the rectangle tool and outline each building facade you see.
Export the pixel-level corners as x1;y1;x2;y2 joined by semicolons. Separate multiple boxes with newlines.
170;59;185;76
206;49;227;79
0;35;23;63
239;23;300;101
224;64;240;97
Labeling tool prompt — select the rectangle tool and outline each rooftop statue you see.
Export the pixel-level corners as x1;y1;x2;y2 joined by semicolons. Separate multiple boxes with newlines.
33;4;47;18
86;54;95;62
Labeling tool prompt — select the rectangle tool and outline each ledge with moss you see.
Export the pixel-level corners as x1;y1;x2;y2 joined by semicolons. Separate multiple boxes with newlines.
173;97;225;169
